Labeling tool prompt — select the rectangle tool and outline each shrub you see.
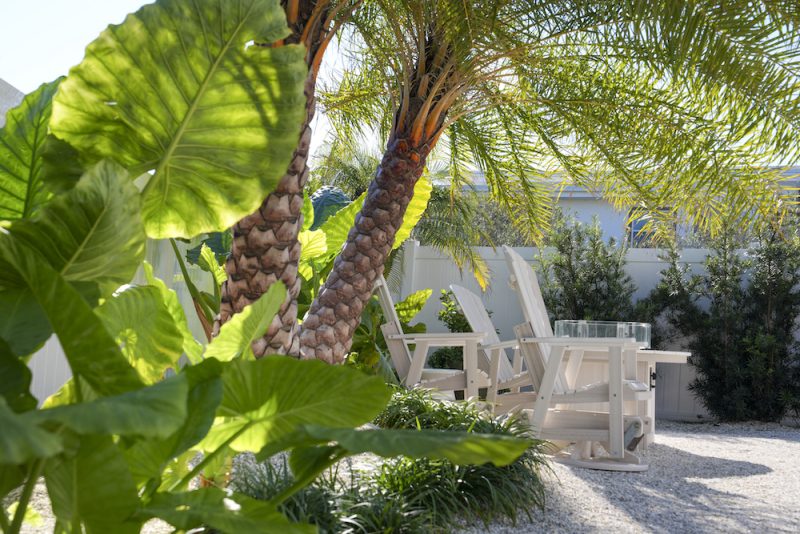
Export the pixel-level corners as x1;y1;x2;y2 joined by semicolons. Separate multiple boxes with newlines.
428;290;473;370
539;213;636;321
638;229;800;422
232;455;432;533
374;389;548;529
633;246;704;350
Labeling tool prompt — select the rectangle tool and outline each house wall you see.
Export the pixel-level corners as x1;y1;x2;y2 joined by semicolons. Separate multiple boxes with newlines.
0;78;24;127
557;197;630;242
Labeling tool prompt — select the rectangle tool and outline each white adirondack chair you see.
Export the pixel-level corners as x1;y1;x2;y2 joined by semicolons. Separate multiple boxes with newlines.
373;276;490;399
449;284;529;411
502;245;689;471
452;279;650;470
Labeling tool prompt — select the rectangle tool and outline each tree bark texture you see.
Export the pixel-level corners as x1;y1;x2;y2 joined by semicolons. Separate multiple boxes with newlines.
299;136;430;363
215;0;327;357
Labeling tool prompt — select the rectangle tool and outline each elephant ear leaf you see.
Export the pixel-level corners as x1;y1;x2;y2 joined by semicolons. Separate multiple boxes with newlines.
318;192;366;254
393;176;432;248
201;358;390;454
6;160;145;290
137;488;313;534
45;434;141;534
50;0;307;239
0;340;37;412
0;78;61;222
0;398;62;464
204;282;286;361
96;286;184;383
0;234;143;397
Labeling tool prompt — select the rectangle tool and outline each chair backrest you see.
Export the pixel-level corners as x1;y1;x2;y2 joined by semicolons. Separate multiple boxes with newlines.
503;246;569;393
502;246;554;338
373;275;412;378
450;284;516;382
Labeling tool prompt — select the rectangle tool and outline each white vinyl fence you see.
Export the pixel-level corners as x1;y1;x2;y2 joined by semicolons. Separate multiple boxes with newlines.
28;240;711;421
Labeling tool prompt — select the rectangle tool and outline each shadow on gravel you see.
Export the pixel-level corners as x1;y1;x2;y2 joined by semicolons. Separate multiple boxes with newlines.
562;444;781;534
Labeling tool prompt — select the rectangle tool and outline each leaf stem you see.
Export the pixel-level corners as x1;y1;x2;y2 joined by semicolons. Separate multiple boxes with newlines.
0;507;10;532
169;238;213;340
168;425;248;492
269;449;347;505
8;459;44;534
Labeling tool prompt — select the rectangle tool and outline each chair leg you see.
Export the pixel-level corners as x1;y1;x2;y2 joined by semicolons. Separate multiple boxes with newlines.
464;339;479;399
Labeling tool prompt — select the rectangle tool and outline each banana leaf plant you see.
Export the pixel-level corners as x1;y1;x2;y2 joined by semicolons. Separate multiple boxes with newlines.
0;1;532;532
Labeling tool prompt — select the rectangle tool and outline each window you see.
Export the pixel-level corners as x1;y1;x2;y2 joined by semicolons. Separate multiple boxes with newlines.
627;208;672;248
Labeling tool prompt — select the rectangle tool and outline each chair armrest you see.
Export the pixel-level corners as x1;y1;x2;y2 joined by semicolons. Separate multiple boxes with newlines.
635;349;690;364
480;339;518;351
385;332;486;347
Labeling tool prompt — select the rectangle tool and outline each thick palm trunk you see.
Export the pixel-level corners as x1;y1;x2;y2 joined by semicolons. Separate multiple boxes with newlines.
216;0;331;357
300;136;430;362
216;73;316;356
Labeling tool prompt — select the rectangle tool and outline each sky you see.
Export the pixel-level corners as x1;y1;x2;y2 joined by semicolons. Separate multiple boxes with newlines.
0;1;148;93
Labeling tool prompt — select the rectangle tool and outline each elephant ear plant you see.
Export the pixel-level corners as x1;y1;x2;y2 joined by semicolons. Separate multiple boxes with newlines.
0;1;531;532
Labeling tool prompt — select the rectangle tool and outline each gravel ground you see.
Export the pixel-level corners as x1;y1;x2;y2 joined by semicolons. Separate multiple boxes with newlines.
460;421;800;534
16;421;800;533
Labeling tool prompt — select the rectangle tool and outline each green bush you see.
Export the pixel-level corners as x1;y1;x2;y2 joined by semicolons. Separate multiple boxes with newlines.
690;230;800;421
428;290;473;370
539;214;636;321
633;246;704;350
638;229;800;422
374;389;548;529
231;456;432;533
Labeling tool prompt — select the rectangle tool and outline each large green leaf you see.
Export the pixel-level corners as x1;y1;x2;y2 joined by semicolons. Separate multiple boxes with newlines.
0;288;50;357
298;229;328;260
0;465;26;502
50;0;307;238
0;398;62;464
124;359;223;485
394;288;432;323
185;231;232;265
28;375;187;438
0;234;143;396
96;285;184;383
0;340;37;412
201;358;391;453
5;160;145;290
393;176;432;248
0;79;61;221
318;192;366;255
143;262;203;364
45;434;141;534
138;489;313;534
198;243;227;286
204;282;286;361
303;426;531;467
301;194;314;231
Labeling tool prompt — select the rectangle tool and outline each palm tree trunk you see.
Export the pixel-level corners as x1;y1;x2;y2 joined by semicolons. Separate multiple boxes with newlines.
216;72;316;356
300;136;430;363
215;0;331;357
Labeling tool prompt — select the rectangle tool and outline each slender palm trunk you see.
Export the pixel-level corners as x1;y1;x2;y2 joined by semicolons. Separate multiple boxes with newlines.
300;136;430;362
216;73;316;356
216;0;331;357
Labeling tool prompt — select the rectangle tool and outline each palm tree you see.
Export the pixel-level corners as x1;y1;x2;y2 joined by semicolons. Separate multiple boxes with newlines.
299;0;800;362
311;137;492;284
217;0;356;356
